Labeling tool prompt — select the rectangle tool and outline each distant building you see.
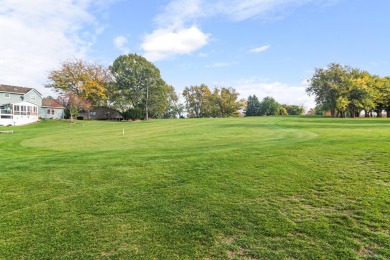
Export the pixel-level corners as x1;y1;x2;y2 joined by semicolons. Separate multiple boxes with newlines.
79;106;123;121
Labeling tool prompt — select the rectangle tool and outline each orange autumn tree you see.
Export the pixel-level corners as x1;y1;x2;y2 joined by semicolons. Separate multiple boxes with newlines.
46;59;111;106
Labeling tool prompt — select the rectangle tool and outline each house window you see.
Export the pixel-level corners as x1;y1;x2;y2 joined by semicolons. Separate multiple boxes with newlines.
0;105;13;118
14;105;21;115
90;111;96;116
51;109;55;115
47;109;51;115
30;95;36;101
4;93;10;98
21;106;27;115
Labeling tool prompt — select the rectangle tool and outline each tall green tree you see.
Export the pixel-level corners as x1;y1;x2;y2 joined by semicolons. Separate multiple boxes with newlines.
259;96;281;116
245;95;261;116
306;63;352;117
110;54;169;120
210;87;242;117
182;84;211;118
347;70;377;117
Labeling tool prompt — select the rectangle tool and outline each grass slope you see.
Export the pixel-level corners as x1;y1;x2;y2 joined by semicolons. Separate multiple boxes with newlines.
0;117;389;259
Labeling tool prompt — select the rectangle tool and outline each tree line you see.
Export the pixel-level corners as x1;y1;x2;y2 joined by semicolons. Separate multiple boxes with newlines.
47;54;179;121
182;84;245;118
46;54;305;121
50;56;385;120
306;63;390;117
245;96;304;116
46;54;249;120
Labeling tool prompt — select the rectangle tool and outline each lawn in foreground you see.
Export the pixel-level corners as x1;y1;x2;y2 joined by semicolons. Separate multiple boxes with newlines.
0;117;389;259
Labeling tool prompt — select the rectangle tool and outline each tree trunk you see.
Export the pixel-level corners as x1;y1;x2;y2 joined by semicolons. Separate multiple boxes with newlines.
350;110;355;118
365;110;369;117
145;85;149;120
376;109;382;118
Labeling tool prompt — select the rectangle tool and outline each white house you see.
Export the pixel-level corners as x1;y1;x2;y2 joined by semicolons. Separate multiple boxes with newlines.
0;84;64;126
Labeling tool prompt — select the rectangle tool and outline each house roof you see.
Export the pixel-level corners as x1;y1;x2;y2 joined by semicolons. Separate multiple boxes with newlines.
1;101;39;106
42;98;64;108
0;84;34;94
92;106;120;112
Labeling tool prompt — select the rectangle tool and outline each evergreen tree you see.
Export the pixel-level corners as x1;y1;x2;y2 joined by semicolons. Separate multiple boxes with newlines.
245;95;261;116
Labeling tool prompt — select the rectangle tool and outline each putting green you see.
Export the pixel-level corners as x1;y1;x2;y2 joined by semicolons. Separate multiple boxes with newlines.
20;118;317;152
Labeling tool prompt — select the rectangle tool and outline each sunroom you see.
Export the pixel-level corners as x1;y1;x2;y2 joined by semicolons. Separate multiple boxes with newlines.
0;101;39;126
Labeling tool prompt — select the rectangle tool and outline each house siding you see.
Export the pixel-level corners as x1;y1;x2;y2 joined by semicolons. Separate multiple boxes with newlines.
40;107;64;119
23;89;43;106
0;92;24;105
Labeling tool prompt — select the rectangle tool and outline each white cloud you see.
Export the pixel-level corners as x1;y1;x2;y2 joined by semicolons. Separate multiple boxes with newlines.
113;35;129;53
142;0;339;61
154;0;204;28
141;26;210;61
219;78;316;110
214;0;340;21
206;62;234;68
250;45;270;53
141;0;210;61
0;0;108;95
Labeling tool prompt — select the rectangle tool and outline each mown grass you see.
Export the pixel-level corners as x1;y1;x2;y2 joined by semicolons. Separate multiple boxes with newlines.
0;117;389;259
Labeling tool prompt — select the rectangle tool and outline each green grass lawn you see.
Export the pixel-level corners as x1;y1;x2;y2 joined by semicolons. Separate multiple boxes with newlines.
1;117;389;259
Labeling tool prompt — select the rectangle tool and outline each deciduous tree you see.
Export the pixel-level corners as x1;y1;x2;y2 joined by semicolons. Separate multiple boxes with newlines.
210;87;242;117
57;93;91;122
259;96;280;116
182;84;211;118
110;54;169;120
306;63;351;117
46;59;110;106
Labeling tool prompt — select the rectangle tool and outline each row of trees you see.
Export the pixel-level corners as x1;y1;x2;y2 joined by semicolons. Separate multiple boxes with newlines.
47;54;181;120
306;63;390;117
49;57;386;120
246;95;304;116
47;54;246;120
182;84;244;118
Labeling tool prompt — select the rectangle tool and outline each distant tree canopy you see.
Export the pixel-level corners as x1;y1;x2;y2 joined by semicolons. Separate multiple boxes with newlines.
182;84;243;118
245;95;304;116
306;63;390;117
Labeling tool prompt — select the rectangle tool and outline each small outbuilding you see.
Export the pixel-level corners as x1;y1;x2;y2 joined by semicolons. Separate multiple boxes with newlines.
86;106;123;121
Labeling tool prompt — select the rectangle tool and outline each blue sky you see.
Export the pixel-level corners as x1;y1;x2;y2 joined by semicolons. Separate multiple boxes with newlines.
1;0;389;109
